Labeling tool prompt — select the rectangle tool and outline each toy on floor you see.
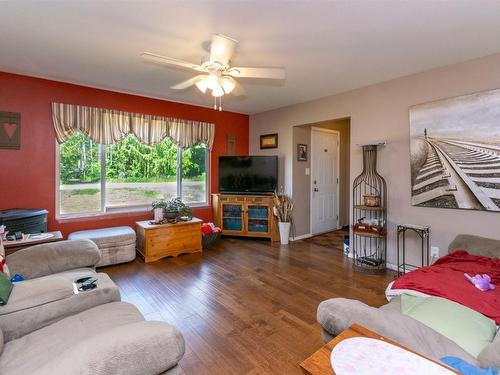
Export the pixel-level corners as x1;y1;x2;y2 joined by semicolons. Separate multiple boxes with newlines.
465;273;495;292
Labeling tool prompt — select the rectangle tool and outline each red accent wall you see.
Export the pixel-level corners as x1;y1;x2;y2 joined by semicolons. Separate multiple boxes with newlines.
0;72;249;237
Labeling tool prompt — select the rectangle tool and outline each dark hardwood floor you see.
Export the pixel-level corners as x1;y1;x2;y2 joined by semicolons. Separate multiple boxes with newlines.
103;235;395;375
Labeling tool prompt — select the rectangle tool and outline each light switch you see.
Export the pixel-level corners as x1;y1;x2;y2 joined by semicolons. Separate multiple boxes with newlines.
305;167;310;176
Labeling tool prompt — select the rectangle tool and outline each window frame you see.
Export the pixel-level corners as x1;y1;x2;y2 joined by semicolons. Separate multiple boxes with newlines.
56;139;210;219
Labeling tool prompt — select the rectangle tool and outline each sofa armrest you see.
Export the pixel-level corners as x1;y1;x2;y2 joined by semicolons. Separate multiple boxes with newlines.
317;298;478;365
6;240;101;279
37;321;185;375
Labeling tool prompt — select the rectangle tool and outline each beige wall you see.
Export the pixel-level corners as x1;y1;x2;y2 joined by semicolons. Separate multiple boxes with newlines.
250;52;500;265
292;119;350;236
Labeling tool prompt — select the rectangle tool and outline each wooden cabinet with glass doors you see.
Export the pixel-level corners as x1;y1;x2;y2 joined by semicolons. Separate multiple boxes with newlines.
212;194;279;242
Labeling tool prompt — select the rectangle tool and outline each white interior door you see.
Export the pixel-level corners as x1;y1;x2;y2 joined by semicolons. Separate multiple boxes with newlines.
311;128;339;234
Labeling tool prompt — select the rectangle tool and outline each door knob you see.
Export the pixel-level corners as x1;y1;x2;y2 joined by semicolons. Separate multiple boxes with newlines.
313;188;319;192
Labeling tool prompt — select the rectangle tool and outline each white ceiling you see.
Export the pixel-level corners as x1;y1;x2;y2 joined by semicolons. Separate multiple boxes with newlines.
2;1;500;115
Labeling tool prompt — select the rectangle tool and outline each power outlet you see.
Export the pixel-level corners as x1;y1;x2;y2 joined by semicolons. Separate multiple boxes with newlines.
430;246;440;263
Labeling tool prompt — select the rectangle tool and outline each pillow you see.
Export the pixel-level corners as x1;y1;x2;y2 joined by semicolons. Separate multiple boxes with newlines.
0;272;13;305
401;294;497;358
0;241;9;278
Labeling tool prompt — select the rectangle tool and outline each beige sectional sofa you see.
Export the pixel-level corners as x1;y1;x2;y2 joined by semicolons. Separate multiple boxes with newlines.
0;239;185;374
317;234;500;370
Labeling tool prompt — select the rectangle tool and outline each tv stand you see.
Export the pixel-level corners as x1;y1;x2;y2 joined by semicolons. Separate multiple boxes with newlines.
212;194;279;242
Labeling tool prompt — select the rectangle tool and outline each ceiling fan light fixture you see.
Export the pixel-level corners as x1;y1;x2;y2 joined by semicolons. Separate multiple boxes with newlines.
221;77;236;94
195;79;208;93
205;74;220;90
211;84;224;97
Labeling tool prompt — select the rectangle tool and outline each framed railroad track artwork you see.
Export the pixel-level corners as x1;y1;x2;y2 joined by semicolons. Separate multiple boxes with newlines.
409;88;500;212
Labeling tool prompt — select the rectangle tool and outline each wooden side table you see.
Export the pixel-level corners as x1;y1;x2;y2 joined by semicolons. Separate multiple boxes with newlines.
300;324;458;375
3;231;64;256
136;218;202;263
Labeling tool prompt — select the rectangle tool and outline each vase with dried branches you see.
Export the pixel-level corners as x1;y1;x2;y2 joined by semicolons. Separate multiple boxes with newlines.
273;191;294;244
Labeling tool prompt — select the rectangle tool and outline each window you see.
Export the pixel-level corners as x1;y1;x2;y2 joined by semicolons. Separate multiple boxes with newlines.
58;133;208;216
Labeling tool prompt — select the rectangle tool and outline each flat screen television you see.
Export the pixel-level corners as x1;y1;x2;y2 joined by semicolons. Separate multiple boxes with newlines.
219;156;278;195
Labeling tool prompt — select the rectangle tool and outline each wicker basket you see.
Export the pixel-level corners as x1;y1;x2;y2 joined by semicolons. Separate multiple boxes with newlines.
202;232;221;249
353;223;385;236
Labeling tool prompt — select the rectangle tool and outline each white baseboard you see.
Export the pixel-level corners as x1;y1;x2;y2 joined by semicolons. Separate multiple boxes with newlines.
289;233;312;241
386;263;398;272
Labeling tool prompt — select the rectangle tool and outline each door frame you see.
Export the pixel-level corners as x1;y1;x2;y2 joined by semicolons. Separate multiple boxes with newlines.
310;127;340;235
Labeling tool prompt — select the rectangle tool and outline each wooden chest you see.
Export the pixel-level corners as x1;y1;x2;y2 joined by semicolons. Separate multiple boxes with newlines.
135;218;202;263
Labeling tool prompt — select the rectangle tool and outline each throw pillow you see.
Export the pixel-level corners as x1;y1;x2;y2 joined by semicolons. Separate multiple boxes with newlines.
401;294;497;357
0;272;13;305
0;241;9;278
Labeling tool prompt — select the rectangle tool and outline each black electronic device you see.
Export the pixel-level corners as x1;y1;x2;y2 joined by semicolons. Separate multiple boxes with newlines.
75;276;92;284
78;278;97;292
218;156;278;195
0;208;48;234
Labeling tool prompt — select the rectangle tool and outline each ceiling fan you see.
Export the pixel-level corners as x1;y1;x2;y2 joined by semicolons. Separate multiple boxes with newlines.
141;34;285;110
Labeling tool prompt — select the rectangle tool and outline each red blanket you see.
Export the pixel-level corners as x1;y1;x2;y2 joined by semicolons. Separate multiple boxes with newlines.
392;250;500;324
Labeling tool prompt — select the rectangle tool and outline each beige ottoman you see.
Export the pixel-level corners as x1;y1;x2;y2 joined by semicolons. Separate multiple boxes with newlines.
68;226;136;267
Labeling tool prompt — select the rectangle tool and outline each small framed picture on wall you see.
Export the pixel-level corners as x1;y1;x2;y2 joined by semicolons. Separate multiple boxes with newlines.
297;144;307;161
0;111;21;149
260;133;278;149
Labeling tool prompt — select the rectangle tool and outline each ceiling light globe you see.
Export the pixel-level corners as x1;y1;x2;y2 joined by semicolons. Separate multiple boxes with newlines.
211;84;224;97
221;78;236;94
206;74;219;90
195;79;208;93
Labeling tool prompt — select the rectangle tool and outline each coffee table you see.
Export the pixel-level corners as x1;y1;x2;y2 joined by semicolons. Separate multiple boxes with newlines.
300;323;459;375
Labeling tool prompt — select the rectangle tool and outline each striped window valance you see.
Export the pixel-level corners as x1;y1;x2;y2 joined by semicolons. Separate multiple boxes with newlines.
52;102;215;150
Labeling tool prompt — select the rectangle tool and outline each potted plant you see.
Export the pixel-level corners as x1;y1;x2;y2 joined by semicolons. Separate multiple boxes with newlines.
163;197;193;220
273;191;294;245
151;199;167;223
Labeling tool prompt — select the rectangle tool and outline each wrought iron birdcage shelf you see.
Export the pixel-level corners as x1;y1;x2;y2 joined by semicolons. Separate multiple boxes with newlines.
352;144;387;274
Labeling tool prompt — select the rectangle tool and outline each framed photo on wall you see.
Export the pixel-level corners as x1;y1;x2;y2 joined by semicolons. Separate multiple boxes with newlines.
409;87;500;212
297;144;307;161
260;133;278;149
0;111;21;149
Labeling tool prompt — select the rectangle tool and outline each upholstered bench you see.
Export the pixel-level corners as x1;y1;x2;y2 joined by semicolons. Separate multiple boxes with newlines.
68;226;136;267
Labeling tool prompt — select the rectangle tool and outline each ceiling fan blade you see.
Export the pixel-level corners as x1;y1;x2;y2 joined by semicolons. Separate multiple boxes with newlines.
142;52;204;72
226;67;285;80
170;75;207;90
210;34;238;66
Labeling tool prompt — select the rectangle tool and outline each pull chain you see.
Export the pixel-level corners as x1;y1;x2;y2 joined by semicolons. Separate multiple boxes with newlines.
213;96;223;111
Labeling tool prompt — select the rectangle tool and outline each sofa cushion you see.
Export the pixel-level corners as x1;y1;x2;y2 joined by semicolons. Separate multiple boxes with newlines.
478;332;500;370
0;302;144;374
0;302;185;375
0;272;120;341
0;275;73;315
401;294;497;357
317;297;478;365
6;239;101;279
448;234;499;259
53;267;96;280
